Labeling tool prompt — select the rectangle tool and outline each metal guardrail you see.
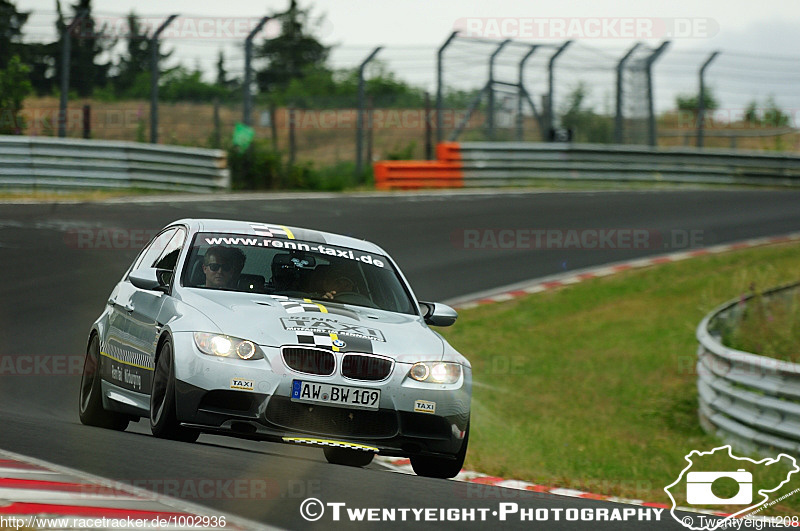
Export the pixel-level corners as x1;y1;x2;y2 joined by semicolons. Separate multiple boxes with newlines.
0;136;229;192
696;282;800;455
374;142;800;189
458;142;800;186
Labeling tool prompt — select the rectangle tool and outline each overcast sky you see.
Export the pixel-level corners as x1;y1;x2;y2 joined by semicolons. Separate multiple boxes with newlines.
20;0;800;47
18;0;800;116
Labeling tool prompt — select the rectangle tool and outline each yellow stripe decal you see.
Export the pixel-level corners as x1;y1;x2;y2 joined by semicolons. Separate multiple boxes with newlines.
282;437;378;452
100;351;154;371
281;226;295;239
304;299;328;313
330;333;339;352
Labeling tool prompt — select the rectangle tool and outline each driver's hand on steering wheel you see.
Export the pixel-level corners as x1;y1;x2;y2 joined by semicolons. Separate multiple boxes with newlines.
322;276;355;300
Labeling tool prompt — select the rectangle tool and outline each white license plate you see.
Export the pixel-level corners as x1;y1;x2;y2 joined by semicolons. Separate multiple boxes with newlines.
290;380;380;410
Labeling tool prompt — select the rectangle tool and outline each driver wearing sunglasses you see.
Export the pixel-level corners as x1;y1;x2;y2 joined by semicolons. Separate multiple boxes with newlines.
202;245;245;289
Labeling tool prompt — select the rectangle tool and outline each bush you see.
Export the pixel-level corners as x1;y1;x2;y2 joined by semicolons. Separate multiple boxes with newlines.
227;140;283;190
227;141;359;191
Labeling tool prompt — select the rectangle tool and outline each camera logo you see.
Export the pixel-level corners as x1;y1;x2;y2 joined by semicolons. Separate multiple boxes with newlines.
665;445;799;531
686;469;752;505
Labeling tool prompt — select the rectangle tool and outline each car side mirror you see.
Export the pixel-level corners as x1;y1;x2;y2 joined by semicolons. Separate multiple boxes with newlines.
129;268;169;293
419;301;458;327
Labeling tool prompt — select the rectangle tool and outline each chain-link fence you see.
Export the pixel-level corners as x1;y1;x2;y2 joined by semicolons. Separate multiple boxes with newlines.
13;9;800;175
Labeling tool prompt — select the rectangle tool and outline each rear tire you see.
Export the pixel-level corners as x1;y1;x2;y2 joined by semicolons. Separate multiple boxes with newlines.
323;447;375;467
78;334;129;431
150;339;199;443
410;421;469;479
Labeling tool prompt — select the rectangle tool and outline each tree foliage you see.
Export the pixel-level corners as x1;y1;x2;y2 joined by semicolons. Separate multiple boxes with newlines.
0;55;33;134
255;0;330;96
0;0;29;69
675;90;719;113
54;0;115;98
559;83;613;143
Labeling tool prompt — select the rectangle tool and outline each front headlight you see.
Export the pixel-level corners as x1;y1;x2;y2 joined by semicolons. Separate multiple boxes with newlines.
409;362;461;384
193;332;264;360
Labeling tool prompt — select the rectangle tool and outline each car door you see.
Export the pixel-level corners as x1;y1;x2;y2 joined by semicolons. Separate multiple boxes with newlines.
104;228;180;399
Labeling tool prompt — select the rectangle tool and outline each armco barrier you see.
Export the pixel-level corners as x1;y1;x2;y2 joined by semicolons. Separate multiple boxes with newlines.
374;142;800;189
0;136;229;192
697;282;800;455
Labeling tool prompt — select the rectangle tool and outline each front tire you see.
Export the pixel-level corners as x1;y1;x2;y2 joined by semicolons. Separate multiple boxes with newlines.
150;339;199;443
410;421;469;479
78;334;129;431
323;447;375;467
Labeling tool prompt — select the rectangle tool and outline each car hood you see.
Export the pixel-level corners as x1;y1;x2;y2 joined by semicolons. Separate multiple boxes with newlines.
179;289;445;360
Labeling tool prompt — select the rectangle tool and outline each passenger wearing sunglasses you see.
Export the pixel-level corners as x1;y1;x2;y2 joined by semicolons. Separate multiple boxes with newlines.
201;246;245;289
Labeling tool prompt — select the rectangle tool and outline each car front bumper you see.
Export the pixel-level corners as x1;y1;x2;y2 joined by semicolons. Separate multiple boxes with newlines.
171;332;471;458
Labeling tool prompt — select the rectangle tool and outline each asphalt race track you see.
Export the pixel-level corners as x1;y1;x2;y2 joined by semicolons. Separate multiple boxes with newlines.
1;189;799;529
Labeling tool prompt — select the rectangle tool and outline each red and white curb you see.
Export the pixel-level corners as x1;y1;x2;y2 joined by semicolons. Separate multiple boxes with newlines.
375;457;732;519
0;449;266;530
446;232;800;310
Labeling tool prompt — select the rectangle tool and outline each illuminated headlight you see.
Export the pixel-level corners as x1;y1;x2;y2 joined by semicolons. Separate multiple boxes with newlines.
193;333;264;360
409;362;461;384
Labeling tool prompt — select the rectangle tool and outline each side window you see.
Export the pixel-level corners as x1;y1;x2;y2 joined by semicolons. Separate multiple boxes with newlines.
153;229;187;287
154;229;186;272
130;228;177;274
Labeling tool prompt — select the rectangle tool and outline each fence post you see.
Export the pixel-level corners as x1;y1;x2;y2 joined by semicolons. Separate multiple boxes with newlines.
150;14;178;144
58;10;87;138
243;16;270;127
697;51;720;148
212;98;220;148
288;108;296;167
366;96;374;168
614;42;641;144
82;104;90;139
355;46;381;183
436;31;459;144
517;45;539;141
645;41;670;147
546;40;572;140
425;91;433;160
487;39;511;140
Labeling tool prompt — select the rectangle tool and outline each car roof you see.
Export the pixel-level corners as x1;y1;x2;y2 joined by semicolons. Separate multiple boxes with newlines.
171;218;388;255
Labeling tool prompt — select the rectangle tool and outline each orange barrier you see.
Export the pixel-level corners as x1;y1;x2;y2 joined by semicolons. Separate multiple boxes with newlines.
373;143;463;190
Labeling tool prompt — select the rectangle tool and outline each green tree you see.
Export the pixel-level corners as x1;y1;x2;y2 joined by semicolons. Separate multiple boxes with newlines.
745;100;759;124
743;97;790;127
762;96;790;127
0;55;33;134
255;0;330;96
559;83;613;143
112;12;172;98
160;66;227;102
53;0;115;97
675;90;719;113
0;0;29;69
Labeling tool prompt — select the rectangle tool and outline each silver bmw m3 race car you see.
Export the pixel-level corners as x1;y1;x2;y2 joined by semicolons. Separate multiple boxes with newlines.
78;219;471;478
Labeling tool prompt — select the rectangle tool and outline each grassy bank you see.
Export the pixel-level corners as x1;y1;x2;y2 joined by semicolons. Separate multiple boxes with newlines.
440;242;800;514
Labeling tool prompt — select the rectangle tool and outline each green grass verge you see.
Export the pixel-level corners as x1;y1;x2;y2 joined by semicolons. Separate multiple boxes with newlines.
439;242;800;515
724;286;800;363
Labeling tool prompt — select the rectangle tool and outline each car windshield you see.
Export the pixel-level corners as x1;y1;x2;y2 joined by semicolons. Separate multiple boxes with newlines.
180;232;417;315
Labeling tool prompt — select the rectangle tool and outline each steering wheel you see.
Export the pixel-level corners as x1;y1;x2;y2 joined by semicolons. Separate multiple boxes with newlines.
328;291;378;308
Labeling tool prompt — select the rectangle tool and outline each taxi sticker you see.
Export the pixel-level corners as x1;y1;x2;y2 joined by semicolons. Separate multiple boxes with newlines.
414;400;436;414
230;378;255;391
